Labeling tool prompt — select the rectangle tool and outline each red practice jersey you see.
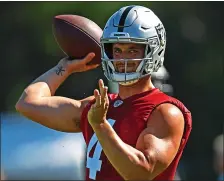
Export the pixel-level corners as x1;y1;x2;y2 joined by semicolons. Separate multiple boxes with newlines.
81;88;192;180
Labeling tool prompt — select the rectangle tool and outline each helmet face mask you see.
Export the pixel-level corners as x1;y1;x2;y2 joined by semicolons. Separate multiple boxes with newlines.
100;5;166;85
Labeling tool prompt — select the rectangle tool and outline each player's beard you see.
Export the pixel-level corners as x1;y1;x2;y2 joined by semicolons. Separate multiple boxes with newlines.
114;62;138;86
115;61;140;72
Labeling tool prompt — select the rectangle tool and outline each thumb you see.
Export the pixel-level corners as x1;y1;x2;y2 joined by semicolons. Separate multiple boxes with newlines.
65;52;95;65
83;52;95;64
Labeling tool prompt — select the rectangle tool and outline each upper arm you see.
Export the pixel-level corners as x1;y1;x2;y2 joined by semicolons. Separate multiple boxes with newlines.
16;95;94;133
135;103;185;179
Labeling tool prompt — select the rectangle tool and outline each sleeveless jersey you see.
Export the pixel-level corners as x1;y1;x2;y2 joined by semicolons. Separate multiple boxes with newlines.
81;88;192;180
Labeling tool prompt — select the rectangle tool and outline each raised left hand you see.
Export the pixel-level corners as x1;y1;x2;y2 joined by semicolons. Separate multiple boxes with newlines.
88;79;109;126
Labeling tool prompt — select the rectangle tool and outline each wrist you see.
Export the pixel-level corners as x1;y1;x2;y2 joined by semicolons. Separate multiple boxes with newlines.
56;59;73;76
91;119;109;131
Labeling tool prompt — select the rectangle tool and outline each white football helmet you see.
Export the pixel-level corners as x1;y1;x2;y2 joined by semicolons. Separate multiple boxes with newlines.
100;5;166;85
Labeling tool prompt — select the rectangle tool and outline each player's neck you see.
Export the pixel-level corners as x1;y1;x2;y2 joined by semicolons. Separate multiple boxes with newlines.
118;76;155;100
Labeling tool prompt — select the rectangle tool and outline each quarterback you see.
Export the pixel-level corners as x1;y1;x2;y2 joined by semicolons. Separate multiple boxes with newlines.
16;5;192;180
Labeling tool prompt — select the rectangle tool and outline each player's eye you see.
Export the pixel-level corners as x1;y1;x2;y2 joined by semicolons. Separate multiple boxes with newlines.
114;48;122;54
129;49;138;54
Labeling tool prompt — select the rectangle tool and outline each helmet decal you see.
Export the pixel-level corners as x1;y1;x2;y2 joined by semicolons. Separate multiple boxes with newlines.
117;6;135;32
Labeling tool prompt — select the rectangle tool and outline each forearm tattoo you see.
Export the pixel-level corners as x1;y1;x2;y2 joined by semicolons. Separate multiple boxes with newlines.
55;66;65;76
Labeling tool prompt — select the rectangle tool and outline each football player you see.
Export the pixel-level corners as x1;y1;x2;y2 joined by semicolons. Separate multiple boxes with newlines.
16;5;192;180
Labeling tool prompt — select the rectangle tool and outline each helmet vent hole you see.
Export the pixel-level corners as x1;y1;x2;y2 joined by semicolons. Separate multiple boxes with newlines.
158;49;163;56
141;26;149;30
147;46;151;54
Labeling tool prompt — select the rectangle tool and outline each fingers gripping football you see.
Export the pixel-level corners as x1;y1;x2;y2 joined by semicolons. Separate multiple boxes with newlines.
59;52;99;74
68;52;99;72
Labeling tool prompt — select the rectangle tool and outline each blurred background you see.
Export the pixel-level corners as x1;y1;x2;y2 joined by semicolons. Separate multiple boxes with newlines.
1;1;223;180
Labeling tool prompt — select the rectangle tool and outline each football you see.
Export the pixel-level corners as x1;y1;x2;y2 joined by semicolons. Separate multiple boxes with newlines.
52;15;103;65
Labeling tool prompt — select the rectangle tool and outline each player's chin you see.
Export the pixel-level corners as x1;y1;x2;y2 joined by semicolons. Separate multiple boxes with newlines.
119;79;140;87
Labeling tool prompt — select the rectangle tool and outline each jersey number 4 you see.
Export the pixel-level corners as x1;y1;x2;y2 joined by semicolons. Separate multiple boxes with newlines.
86;119;116;180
